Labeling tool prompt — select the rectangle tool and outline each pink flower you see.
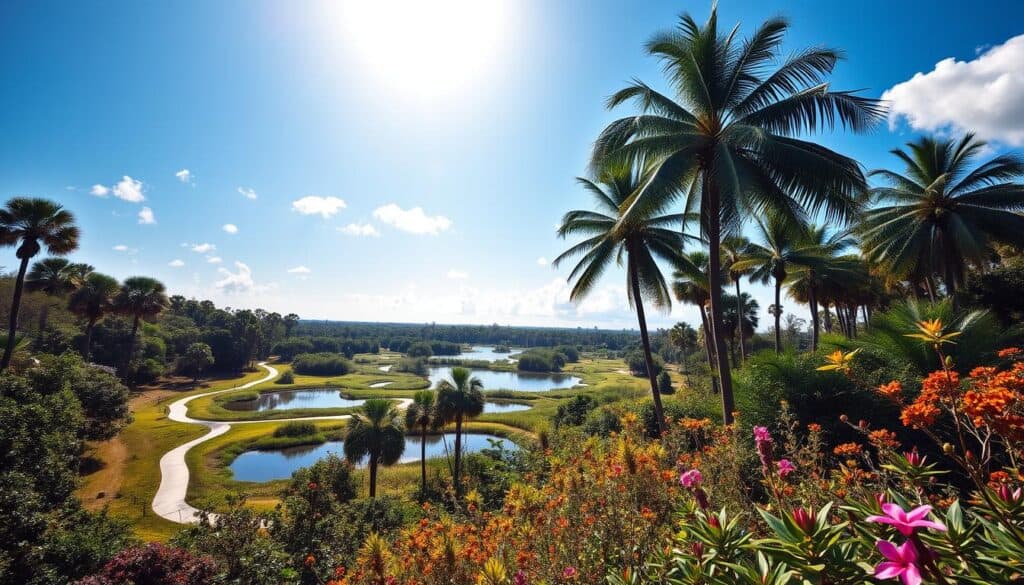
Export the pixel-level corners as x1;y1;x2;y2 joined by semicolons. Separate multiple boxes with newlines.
792;507;816;533
998;484;1022;504
904;449;924;467
562;566;577;579
753;426;772;442
680;469;702;488
874;540;923;585
867;503;947;536
513;570;527;585
777;459;796;478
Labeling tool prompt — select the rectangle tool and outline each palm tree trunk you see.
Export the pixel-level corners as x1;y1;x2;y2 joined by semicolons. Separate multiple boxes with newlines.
2;255;31;370
822;300;833;333
705;175;735;425
124;314;141;381
629;260;666;435
698;306;720;394
83;317;97;360
734;280;745;366
369;453;378;498
453;414;464;497
945;266;960;312
809;284;820;351
773;278;782;354
39;303;50;334
420;424;428;498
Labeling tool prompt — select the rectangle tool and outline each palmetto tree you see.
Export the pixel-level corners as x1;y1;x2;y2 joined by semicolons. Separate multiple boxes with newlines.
671;250;720;395
785;225;855;349
0;197;80;370
114;276;170;376
722;236;753;364
68;273;120;360
592;7;882;423
343;398;405;498
434;367;485;497
555;164;689;434
404;389;440;498
721;292;759;366
26;257;80;332
861;134;1024;310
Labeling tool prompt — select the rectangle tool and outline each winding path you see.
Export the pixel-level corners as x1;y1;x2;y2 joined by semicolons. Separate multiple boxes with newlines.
152;362;412;524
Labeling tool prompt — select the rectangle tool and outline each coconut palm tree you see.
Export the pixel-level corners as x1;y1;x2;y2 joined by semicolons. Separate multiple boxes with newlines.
26;257;77;333
434;367;485;497
113;276;170;377
672;250;721;395
0;197;80;370
591;7;882;423
784;225;855;349
68;273;120;360
861;134;1024;310
721;292;759;366
343;399;405;498
555;163;690;433
404;390;440;498
722;236;753;364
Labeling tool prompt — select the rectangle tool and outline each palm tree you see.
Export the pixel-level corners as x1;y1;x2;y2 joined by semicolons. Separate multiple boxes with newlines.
555;162;690;434
785;225;855;350
672;250;720;395
667;321;698;371
861;134;1024;310
113;276;170;377
68;273;120;360
592;6;882;424
343;399;405;498
26;257;78;332
434;367;485;496
722;236;753;364
0;198;80;369
721;292;759;366
404;390;439;498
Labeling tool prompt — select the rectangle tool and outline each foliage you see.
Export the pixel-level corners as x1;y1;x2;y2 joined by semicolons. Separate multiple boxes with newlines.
344;400;406;498
406;341;434;358
393;356;428;376
625;349;664;377
657;370;674;395
77;543;219;585
273;421;319;438
272;338;315;361
179;341;214;381
277;370;295;384
515;348;566;372
553;395;597;428
292;352;353;376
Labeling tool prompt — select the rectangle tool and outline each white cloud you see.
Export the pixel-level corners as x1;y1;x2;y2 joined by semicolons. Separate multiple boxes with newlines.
287;266;311;274
883;34;1024;145
536;257;548;266
90;184;110;197
190;243;216;254
238;187;258;200
112;244;128;252
137;206;156;224
175;169;193;184
169;259;185;267
292;195;347;218
446;269;469;280
337;223;380;237
222;223;239;234
207;256;223;264
113;176;145;202
215;261;256;293
371;204;451;235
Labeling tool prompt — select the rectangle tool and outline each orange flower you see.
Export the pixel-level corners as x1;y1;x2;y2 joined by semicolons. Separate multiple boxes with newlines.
998;347;1022;358
867;428;900;449
833;442;863;457
877;380;903;401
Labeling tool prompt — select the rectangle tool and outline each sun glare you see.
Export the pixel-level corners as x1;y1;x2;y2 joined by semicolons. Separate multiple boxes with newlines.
337;0;512;100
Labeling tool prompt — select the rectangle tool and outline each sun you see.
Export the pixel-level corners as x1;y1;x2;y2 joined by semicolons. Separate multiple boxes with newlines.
337;0;512;100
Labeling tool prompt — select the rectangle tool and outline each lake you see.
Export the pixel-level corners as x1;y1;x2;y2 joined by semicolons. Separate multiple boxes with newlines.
229;433;517;482
435;345;523;362
427;366;581;392
224;388;365;412
483;401;531;413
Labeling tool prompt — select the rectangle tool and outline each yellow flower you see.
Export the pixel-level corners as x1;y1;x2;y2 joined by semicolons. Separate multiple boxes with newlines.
477;557;508;585
905;318;961;345
816;348;861;373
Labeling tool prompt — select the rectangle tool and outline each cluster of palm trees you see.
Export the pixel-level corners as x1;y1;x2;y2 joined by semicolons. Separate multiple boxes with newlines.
0;197;170;375
344;366;485;498
556;7;1024;427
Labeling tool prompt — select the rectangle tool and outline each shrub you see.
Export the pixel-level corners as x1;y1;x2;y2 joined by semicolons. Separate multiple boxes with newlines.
270;338;314;362
625;350;664;377
393;357;428;376
275;370;294;384
553;395;597;428
273;421;318;438
554;345;580;363
77;543;218;585
516;349;566;372
291;352;352;376
429;341;462;356
657;371;674;395
637;398;711;438
406;342;433;358
582;407;622;437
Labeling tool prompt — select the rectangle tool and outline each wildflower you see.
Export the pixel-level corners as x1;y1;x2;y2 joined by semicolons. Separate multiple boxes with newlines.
754;426;774;469
680;469;702;488
904;449;923;467
998;347;1022;358
817;348;860;373
998;484;1022;503
513;570;527;585
906;318;960;346
807;423;822;433
304;554;316;567
562;566;577;579
308;482;318;490
867;503;947;536
877;380;903;401
777;459;796;478
834;442;862;457
791;507;816;533
874;540;923;585
691;542;704;558
754;426;772;442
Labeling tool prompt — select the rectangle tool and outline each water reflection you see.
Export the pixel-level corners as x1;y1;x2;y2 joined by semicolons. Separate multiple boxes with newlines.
224;388;365;412
427;366;581;392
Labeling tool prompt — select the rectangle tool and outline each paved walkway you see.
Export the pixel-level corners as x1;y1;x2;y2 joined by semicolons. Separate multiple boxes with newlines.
151;362;411;524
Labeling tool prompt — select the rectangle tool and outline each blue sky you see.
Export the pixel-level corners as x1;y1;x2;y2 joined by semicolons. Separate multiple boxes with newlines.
2;0;1023;329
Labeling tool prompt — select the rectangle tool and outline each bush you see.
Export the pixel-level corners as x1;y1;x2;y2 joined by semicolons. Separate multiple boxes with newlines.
288;453;356;504
275;370;294;384
273;421;318;438
429;341;461;356
553;395;597;428
555;345;580;363
77;543;218;585
625;350;664;377
406;342;433;358
637;398;712;438
657;371;674;395
393;357;428;376
516;349;566;372
270;338;314;362
582;407;622;437
291;352;352;376
133;357;165;385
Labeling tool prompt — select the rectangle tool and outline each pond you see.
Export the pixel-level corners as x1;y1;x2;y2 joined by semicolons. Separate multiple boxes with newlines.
435;345;523;362
427;366;581;392
229;433;517;482
483;401;531;413
223;388;365;412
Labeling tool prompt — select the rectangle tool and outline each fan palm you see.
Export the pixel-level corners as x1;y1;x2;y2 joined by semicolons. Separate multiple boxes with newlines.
69;273;120;360
861;134;1024;310
113;276;170;376
434;367;485;497
343;399;405;498
785;225;855;349
671;250;721;395
555;163;690;434
26;258;76;332
404;390;440;498
592;7;882;423
721;292;759;366
0;197;80;369
722;236;753;364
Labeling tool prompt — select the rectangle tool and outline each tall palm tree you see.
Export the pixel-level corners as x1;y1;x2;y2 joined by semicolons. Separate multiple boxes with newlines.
784;225;855;350
26;257;78;332
721;292;759;366
722;236;753;364
113;276;170;376
434;367;485;497
592;7;882;423
861;134;1024;310
0;197;80;370
343;399;406;498
555;162;690;435
672;250;720;394
68;273;120;360
404;389;439;498
667;321;698;371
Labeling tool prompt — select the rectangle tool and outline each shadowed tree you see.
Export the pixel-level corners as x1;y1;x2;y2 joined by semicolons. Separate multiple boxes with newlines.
722;236;753;364
404;389;440;499
555;162;690;434
721;292;759;366
26;257;80;332
861;134;1024;310
68;273;120;360
668;321;698;371
113;276;170;379
434;366;485;497
283;313;300;337
672;250;721;395
0;197;80;369
592;6;882;423
343;398;405;498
